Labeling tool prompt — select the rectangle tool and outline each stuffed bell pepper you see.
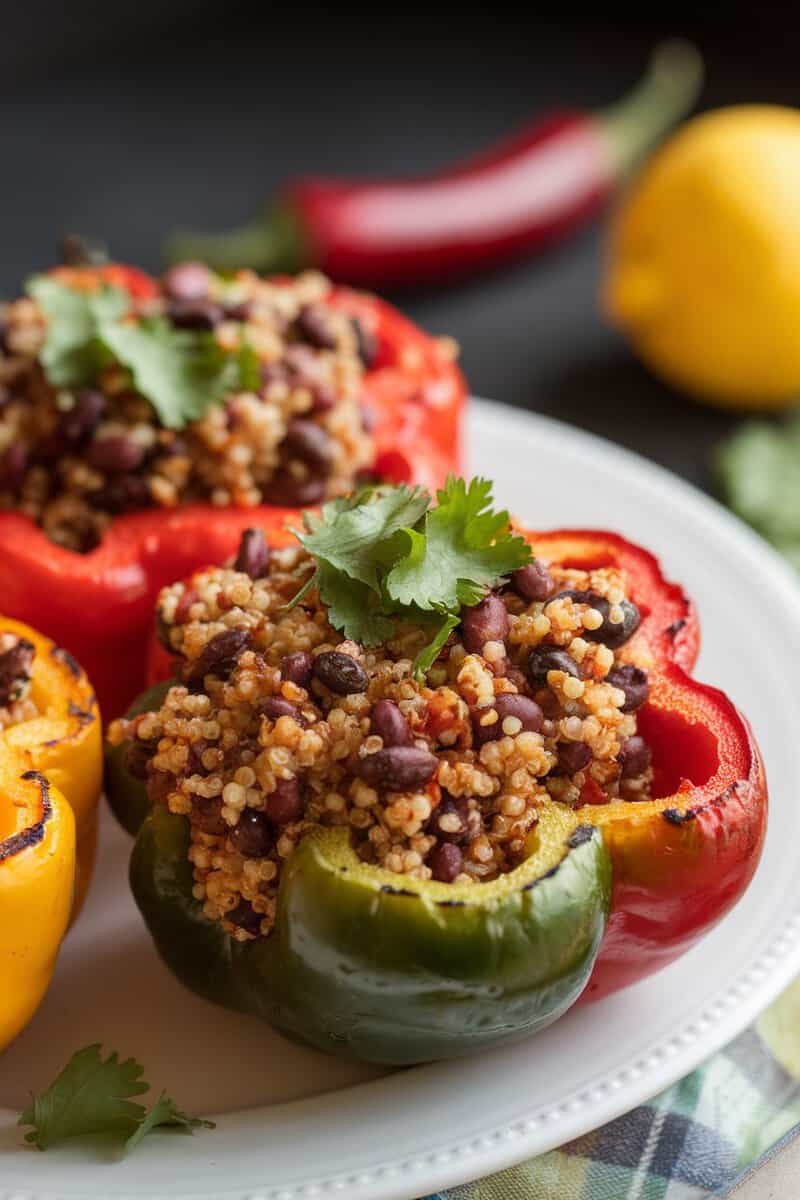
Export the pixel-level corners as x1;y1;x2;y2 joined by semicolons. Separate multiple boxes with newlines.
0;617;102;1052
0;262;465;718
106;480;765;1064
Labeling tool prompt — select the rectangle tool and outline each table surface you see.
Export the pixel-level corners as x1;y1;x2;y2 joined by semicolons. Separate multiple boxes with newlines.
1;11;794;495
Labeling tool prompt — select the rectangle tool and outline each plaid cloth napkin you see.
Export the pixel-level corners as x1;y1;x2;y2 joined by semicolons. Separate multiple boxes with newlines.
422;977;800;1200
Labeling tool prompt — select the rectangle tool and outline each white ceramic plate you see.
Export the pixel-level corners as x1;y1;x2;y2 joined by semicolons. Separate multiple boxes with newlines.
2;398;799;1200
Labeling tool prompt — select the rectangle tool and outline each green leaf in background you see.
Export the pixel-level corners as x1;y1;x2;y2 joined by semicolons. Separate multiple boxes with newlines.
716;416;800;566
18;1043;214;1155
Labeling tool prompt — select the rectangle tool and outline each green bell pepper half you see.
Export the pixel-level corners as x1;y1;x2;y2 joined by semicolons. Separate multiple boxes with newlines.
128;796;610;1065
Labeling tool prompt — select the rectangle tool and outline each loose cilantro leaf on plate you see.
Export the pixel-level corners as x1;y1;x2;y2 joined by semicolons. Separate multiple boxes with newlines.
26;274;259;430
124;1091;215;1154
289;476;531;677
19;1044;148;1150
18;1043;214;1155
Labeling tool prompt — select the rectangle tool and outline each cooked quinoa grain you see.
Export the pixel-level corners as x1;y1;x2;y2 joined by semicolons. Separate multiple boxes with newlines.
0;269;380;550
109;533;654;941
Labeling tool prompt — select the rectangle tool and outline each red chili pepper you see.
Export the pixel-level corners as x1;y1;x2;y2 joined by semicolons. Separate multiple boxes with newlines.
527;530;766;1001
0;284;465;719
166;43;702;286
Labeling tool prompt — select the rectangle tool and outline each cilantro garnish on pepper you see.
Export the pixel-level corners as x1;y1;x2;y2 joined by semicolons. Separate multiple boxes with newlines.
291;476;532;677
19;1043;214;1154
27;276;259;430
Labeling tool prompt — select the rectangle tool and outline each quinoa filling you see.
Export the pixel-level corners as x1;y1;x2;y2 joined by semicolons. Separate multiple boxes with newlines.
0;267;388;551
109;527;653;943
0;633;37;729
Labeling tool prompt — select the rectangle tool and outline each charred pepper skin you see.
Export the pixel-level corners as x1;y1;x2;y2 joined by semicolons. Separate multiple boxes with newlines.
0;272;465;721
0;615;102;1051
131;803;610;1065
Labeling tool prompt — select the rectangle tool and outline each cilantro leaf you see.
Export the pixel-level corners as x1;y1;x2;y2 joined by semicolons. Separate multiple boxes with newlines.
19;1044;148;1150
298;484;430;590
386;476;531;610
289;477;531;676
100;317;237;429
124;1091;214;1154
717;417;800;562
27;277;127;387
316;561;396;647
413;611;461;677
27;273;260;430
18;1044;214;1155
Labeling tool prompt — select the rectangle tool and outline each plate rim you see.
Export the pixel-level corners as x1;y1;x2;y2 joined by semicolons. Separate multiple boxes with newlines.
3;396;799;1200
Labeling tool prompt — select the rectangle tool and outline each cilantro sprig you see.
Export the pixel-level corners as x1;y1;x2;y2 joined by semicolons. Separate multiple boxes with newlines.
292;476;531;677
19;1044;214;1155
27;275;259;429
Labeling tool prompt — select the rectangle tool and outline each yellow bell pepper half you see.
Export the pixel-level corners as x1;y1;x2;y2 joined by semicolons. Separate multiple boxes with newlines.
0;616;102;1052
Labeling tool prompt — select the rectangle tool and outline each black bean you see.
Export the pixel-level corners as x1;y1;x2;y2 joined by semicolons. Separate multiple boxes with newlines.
351;317;378;367
58;389;106;445
0;637;34;705
230;810;275;857
162;261;212;301
228;898;262;936
192;796;227;836
260;696;306;726
357;745;438;791
282;419;334;475
186;628;251;686
280;650;314;689
0;443;28;492
312;650;368;695
558;741;593;774
606;665;649;713
295;304;337;350
461;594;509;654
89;474;151;514
371;698;412;746
265;777;304;825
233;528;271;580
260;473;327;507
225;300;254;322
527;646;580;688
186;738;209;776
426;795;470;844
428;841;463;883
619;736;652;779
167;298;224;330
146;769;175;806
260;361;289;389
474;692;544;747
511;560;555;603
87;435;145;474
552;589;640;650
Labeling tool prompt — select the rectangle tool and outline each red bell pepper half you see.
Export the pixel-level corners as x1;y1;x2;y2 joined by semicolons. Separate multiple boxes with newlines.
527;531;766;999
0;274;465;719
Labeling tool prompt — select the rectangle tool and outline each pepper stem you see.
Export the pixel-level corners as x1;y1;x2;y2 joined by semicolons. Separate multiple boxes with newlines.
599;40;704;174
163;205;308;274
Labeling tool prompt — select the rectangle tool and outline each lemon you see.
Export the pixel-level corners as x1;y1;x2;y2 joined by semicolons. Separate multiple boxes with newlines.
605;106;800;409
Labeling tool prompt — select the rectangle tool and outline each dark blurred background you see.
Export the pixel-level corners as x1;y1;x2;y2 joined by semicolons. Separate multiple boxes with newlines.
3;3;798;492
